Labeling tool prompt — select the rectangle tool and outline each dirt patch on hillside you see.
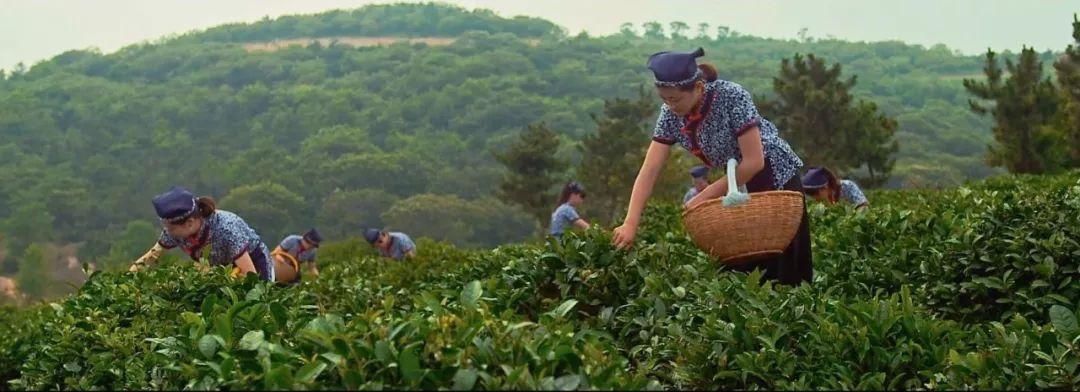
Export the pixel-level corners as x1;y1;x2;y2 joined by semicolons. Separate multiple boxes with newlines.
0;242;91;305
243;36;458;52
0;276;15;300
242;36;541;52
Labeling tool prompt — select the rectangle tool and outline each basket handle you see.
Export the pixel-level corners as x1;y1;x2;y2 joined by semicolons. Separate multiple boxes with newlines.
722;158;750;207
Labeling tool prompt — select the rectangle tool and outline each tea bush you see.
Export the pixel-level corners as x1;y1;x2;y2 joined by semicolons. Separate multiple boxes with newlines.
2;172;1079;389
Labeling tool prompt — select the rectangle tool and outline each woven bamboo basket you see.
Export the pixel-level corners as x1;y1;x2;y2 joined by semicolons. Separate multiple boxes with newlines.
681;159;804;264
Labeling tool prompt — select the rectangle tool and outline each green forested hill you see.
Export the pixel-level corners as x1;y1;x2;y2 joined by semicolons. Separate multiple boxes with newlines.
0;2;1024;274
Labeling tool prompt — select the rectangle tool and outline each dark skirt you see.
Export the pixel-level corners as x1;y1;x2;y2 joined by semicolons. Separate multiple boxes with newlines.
726;171;813;286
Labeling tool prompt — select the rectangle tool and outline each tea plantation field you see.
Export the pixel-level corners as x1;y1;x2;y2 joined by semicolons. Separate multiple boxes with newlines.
2;172;1079;390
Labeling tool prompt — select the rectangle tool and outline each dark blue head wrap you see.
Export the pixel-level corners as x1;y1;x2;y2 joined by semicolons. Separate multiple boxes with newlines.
647;47;705;87
152;186;197;222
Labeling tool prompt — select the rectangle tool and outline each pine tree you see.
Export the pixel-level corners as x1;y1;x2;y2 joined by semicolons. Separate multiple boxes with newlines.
642;22;665;40
577;88;656;224
715;26;731;40
1053;14;1080;166
768;53;898;185
669;22;690;40
16;243;50;300
2;201;54;263
846;101;899;187
770;53;857;170
965;47;1062;173
492;122;568;226
696;23;711;40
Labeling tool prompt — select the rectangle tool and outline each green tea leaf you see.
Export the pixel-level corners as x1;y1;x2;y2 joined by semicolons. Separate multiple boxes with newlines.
198;334;220;359
375;340;392;362
551;299;579;319
213;315;233;344
220;357;237;378
320;353;345;366
554;374;581;390
239;330;265;351
296;362;328;384
269;303;289;330
452;368;478;390
245;285;266;301
1050;305;1079;338
507;321;535;331
264;365;293;389
1046;294;1072;305
304;314;344;335
201;294;219;318
461;280;483;310
399;348;423;383
672;286;687;298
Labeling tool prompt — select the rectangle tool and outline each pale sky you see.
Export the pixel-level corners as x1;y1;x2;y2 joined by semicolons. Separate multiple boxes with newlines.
1;0;1078;71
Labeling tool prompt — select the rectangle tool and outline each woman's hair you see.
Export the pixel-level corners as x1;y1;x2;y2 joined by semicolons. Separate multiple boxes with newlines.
195;196;217;218
556;181;586;207
676;63;719;92
808;167;841;203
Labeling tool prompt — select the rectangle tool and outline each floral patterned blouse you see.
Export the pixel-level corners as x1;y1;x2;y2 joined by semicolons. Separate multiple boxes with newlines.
158;210;275;281
652;79;803;190
840;180;869;207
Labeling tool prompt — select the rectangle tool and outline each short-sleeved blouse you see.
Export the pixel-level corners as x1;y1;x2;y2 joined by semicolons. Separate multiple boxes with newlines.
652;80;803;190
158;210;275;281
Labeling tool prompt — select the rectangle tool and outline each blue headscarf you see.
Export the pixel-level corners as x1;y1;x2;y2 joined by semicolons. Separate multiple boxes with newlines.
647;47;705;87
